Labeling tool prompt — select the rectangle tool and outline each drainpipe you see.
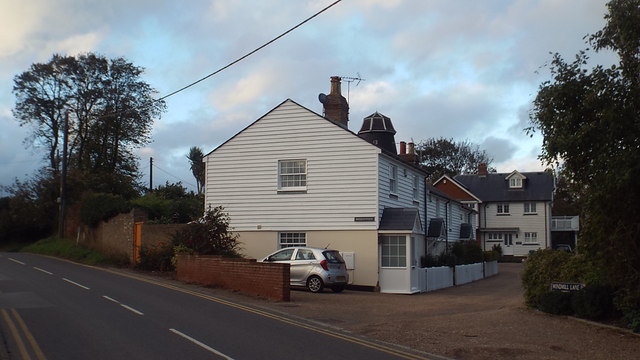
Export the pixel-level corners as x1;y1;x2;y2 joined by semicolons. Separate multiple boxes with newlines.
424;179;429;258
445;199;450;254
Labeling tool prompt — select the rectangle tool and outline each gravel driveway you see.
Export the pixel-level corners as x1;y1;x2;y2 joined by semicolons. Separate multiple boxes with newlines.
235;263;639;360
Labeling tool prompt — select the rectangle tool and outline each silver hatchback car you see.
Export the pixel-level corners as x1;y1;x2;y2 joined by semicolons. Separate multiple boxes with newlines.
261;247;349;293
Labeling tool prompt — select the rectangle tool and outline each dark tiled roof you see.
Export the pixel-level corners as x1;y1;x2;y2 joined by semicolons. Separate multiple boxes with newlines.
379;208;419;231
454;172;554;202
426;218;444;238
459;223;472;239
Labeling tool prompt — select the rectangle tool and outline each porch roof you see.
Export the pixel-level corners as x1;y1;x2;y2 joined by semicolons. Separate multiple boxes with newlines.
379;208;420;231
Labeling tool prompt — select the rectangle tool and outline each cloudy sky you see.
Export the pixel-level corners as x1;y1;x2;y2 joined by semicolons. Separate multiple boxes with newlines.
0;0;614;195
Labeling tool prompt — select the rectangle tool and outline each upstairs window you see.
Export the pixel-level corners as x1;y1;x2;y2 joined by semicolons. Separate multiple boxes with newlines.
524;202;537;214
278;160;307;191
389;164;398;194
497;203;510;214
509;177;522;188
413;174;420;200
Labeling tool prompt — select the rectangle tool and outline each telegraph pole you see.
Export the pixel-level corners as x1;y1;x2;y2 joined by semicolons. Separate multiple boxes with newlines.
58;111;69;238
149;157;153;192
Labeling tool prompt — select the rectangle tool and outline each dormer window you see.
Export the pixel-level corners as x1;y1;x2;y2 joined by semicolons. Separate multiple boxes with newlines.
506;170;526;189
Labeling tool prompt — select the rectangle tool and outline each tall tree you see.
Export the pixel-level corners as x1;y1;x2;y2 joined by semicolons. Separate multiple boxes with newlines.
187;146;205;194
13;53;166;180
416;137;494;181
528;0;640;326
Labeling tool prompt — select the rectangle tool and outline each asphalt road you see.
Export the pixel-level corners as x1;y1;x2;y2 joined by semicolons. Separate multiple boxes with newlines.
0;253;436;360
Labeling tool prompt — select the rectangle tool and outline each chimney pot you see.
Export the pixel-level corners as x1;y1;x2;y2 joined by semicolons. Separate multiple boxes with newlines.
407;142;415;155
400;141;406;155
478;163;488;176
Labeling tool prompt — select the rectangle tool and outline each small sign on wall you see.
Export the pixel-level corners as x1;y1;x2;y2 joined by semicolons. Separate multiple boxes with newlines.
550;282;585;292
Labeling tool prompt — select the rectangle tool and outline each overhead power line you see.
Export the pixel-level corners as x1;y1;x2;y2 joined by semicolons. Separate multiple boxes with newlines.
157;0;342;102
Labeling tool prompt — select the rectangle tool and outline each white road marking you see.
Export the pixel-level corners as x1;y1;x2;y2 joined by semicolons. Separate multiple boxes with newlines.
33;267;53;275
120;304;144;316
62;278;90;290
169;328;235;360
102;295;119;303
8;258;25;265
102;295;144;315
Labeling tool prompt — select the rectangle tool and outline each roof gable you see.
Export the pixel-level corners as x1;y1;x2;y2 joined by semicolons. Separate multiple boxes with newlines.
204;99;379;158
379;208;422;232
433;175;482;202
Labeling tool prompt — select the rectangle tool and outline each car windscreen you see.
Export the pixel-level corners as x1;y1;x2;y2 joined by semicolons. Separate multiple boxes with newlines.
322;250;345;263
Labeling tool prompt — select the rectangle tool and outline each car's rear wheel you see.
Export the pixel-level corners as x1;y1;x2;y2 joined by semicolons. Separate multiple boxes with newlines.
331;285;344;293
306;275;324;293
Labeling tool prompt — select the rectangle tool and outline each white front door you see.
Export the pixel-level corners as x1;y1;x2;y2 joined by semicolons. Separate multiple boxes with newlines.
503;234;514;256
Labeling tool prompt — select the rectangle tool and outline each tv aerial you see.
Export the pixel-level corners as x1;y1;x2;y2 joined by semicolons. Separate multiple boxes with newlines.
340;73;365;103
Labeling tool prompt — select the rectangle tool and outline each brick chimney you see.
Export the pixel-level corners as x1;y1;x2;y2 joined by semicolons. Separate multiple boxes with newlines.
399;141;418;164
478;162;488;176
319;76;349;129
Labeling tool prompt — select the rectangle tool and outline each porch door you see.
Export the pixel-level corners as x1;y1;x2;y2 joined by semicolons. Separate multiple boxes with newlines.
503;233;514;256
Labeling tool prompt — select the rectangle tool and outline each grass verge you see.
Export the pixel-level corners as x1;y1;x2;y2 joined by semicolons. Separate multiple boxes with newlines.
21;236;129;266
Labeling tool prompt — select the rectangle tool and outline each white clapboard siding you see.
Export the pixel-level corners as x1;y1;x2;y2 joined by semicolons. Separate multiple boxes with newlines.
204;100;381;231
377;155;426;232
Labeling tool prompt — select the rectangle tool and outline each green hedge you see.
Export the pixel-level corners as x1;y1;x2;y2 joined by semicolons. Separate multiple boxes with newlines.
80;193;131;227
522;249;620;320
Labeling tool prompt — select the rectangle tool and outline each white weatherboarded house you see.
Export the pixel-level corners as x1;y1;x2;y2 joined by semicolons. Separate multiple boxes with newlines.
204;78;474;292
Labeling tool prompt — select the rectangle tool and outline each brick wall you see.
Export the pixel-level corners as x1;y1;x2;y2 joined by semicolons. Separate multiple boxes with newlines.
141;223;187;248
176;255;290;301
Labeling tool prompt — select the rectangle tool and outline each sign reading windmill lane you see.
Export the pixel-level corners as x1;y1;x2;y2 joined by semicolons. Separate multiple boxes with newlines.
550;282;586;292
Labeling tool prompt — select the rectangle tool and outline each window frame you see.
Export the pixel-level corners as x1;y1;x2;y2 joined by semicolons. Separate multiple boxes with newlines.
524;202;537;214
412;174;420;200
509;177;523;188
278;159;307;191
380;235;407;268
389;164;398;195
497;203;510;214
524;232;538;244
278;232;306;248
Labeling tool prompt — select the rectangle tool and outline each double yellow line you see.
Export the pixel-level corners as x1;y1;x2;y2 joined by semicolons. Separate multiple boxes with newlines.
0;308;47;360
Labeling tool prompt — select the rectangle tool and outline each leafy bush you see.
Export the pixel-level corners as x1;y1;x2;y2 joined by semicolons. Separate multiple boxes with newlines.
538;291;573;315
491;244;503;257
137;242;174;271
571;285;617;320
80;193;131;227
172;206;241;257
483;250;500;262
522;249;598;308
451;240;483;265
171;244;194;269
131;182;203;224
421;252;456;267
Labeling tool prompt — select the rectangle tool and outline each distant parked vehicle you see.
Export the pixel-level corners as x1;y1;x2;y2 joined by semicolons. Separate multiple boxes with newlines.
555;244;572;252
260;247;349;293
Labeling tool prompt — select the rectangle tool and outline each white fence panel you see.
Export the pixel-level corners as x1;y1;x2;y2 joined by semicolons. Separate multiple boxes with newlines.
424;266;453;292
484;260;498;277
455;263;483;285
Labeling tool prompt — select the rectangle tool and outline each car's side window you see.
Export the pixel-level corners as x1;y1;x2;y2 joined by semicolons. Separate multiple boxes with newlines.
269;249;295;261
295;249;315;260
